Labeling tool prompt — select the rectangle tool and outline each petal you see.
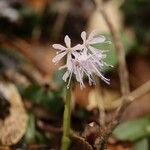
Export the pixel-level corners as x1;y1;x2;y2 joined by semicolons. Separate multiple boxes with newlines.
81;31;86;42
72;51;80;58
92;63;110;84
75;67;84;88
64;35;71;48
72;44;83;51
52;44;66;50
62;71;70;82
88;30;97;40
89;36;106;44
66;54;73;71
89;45;99;54
82;46;88;53
52;51;67;63
67;69;73;89
86;74;95;86
58;65;66;70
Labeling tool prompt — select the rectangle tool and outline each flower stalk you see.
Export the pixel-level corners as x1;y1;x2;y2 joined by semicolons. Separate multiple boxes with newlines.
61;83;72;150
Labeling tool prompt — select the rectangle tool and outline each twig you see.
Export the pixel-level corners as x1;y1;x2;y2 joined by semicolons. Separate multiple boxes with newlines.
95;77;106;127
95;0;130;96
93;0;130;149
102;81;150;149
112;80;150;108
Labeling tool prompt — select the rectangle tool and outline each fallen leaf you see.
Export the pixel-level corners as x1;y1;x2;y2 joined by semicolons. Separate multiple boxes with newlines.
0;82;28;146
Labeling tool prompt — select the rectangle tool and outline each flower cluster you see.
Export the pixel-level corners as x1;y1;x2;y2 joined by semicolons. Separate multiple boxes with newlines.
52;31;112;89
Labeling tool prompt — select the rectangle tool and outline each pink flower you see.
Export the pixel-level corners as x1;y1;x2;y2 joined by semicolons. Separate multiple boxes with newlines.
81;31;110;56
81;31;106;46
58;57;85;89
59;52;110;89
52;31;112;89
52;35;82;64
76;53;110;86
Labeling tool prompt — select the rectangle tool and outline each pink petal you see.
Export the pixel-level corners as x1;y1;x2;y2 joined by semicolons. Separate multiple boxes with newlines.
62;71;70;82
89;36;105;44
72;44;83;51
67;70;73;89
52;44;66;50
64;35;71;48
81;31;86;42
88;30;97;40
75;67;84;88
89;45;99;54
93;64;110;84
72;51;80;58
58;65;66;70
52;51;67;63
66;54;73;71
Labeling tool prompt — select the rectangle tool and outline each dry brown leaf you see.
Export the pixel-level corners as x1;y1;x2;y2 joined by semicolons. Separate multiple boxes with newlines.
0;82;28;146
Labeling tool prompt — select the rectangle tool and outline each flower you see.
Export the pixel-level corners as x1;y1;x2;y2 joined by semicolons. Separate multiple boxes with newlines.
58;52;110;89
78;53;110;85
52;35;82;64
52;31;112;89
81;31;110;56
61;59;85;89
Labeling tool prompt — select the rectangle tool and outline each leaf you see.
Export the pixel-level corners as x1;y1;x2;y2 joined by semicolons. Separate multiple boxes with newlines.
113;116;150;141
25;113;50;144
93;32;134;72
133;138;149;150
22;84;64;113
23;84;44;103
25;113;36;144
0;82;28;145
35;131;49;144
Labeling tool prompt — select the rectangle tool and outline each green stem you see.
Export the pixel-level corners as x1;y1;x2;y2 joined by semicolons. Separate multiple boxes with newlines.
61;84;72;150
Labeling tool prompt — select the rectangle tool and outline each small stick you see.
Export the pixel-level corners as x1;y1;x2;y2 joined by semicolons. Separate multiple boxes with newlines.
95;77;106;127
93;0;130;149
95;0;130;96
112;80;150;108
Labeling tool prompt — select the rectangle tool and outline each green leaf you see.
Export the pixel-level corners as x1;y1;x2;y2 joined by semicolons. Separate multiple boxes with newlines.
133;138;149;150
22;84;64;113
35;130;50;144
113;116;150;141
25;113;50;144
23;84;44;103
93;32;133;72
25;113;36;144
